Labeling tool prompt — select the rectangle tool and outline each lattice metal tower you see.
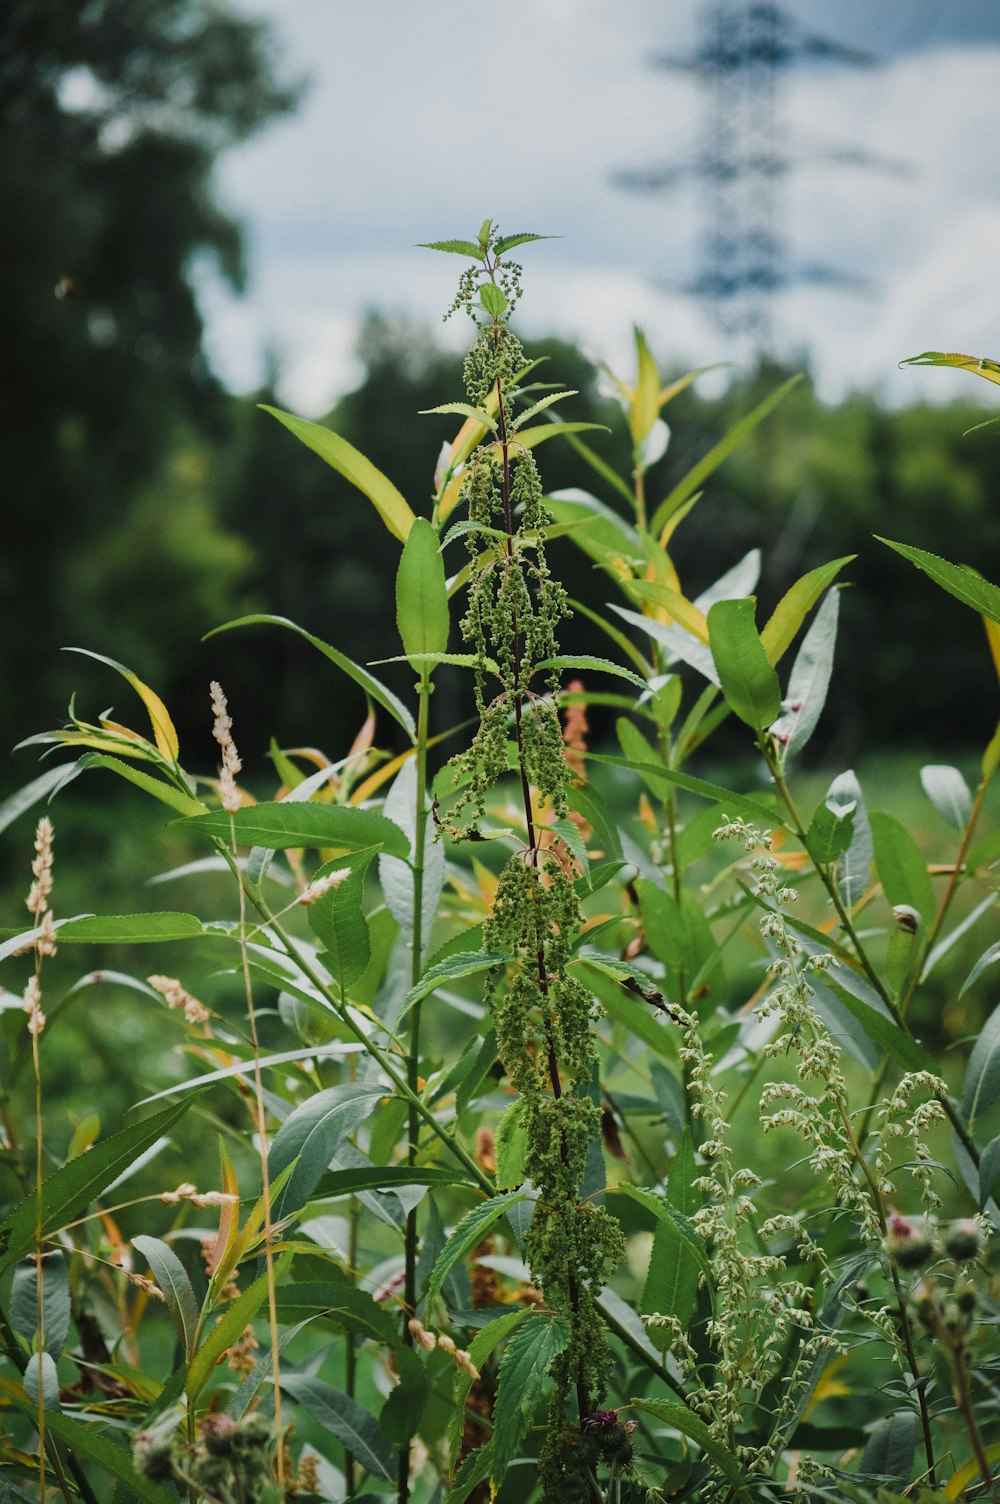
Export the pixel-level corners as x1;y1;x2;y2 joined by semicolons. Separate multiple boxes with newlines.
618;2;890;348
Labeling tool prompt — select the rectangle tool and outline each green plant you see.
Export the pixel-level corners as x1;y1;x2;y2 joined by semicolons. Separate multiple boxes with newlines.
2;228;999;1504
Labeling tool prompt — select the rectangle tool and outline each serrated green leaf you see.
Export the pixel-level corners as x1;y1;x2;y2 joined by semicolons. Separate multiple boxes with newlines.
962;1000;1000;1128
0;1101;188;1274
630;1399;749;1493
613;1184;713;1290
206;614;415;739
181;800;409;857
708;597;781;732
132;1235;199;1355
420;402;496;430
261;406;415;543
490;1314;570;1481
511;389;576;430
279;1374;394;1482
876;537;1000;626
494;1099;527;1190
268;1084;387;1220
418;239;484;258
400;950;510;1020
447;1308;528;1466
494;232;553;255
533;654;647;691
306;848;377;990
425;1192;524;1312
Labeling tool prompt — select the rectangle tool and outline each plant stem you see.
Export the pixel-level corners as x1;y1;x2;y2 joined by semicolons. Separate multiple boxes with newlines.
399;677;431;1504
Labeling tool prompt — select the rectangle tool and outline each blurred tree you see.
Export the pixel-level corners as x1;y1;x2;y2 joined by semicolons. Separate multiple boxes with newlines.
0;0;296;753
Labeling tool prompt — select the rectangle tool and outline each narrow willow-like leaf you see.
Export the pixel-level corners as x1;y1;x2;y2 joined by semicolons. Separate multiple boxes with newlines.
425;1192;525;1312
65;647;180;762
181;800;409;858
760;556;854;664
900;350;1000;386
624;580;710;643
0;763;84;836
877;537;1000;625
137;1042;362;1107
55;912;206;944
693;548;762;614
871;811;936;926
0;1375;175;1503
610;602;720;684
962;1000;1000;1127
630;326;661;444
489;1314;570;1482
0;1101;188;1273
650;374;801;535
206;613;415;738
630;1399;749;1493
79;754;207;815
708;597;781;732
589;753;786;830
279;1374;395;1482
920;764;973;831
132;1235;200;1355
268;1084;387;1220
262;405;416;543
769;588;840;757
187;1269;271;1401
396;516;450;668
379;757;445;947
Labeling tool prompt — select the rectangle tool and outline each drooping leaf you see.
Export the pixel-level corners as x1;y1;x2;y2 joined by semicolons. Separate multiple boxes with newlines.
79;755;206;816
400;950;510;1019
760;557;854;664
0;1102;188;1274
261;406;416;543
859;1409;915;1486
876;537;1000;626
962;1000;1000;1128
396;517;450;668
279;1374;395;1482
489;1314;570;1482
425;1192;525;1312
920;764;973;832
181;800;409;858
826;770;874;908
206;614;415;738
769;588;841;757
132;1235;200;1355
65;648;179;762
630;1399;749;1493
267;1083;388;1220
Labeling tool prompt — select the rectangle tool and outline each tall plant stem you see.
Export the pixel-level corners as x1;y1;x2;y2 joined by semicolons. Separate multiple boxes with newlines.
492;312;591;1425
230;814;284;1489
31;1018;47;1504
399;678;431;1504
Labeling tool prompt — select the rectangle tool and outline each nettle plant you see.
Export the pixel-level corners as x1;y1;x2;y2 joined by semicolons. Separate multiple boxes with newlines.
1;225;999;1504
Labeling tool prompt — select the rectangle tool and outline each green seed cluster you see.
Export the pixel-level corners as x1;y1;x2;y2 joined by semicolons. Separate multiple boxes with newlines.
445;231;623;1484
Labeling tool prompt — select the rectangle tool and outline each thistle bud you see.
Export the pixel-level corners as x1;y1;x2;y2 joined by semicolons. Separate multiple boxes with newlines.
943;1218;983;1262
884;1212;934;1269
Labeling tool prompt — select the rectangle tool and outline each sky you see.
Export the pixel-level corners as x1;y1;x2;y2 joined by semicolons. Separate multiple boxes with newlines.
197;0;1000;416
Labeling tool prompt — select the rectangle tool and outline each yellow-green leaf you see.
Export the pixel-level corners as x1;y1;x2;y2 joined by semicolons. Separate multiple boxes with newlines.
630;326;661;445
760;556;855;664
901;350;1000;388
261;405;416;543
65;648;179;762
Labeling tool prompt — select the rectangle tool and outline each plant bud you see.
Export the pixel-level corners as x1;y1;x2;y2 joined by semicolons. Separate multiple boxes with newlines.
943;1219;982;1261
884;1212;934;1269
